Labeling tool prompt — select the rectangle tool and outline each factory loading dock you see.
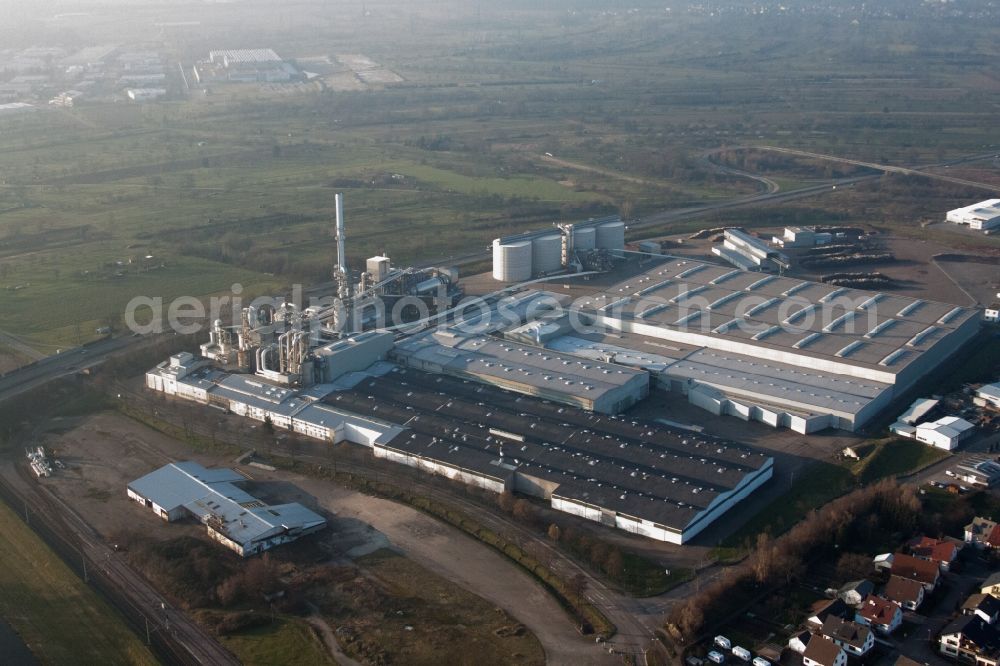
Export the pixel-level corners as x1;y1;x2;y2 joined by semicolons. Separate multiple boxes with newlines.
326;369;773;544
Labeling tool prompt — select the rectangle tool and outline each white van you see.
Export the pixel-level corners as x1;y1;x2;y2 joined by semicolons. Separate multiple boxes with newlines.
707;651;726;665
714;636;732;650
731;646;752;662
752;658;771;666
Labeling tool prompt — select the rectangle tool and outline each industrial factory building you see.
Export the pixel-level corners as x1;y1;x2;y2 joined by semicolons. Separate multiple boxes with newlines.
127;462;326;557
145;352;404;447
492;216;626;282
713;228;790;272
540;258;981;432
391;329;649;414
330;372;773;544
194;48;299;84
947;200;1000;232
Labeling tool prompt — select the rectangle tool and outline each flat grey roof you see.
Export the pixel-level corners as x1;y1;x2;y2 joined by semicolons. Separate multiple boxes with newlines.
394;329;648;401
328;370;771;532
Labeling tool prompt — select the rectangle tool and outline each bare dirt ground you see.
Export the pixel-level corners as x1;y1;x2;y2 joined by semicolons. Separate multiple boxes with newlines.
31;410;613;666
0;350;27;375
934;258;1000;307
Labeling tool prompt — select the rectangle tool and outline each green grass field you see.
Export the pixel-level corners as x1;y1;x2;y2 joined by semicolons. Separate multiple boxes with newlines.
0;500;157;666
0;1;997;352
220;618;335;666
854;439;949;484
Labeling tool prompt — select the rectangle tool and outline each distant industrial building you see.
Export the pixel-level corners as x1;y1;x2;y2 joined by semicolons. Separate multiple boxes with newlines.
713;229;790;272
126;88;166;102
492;216;626;282
772;226;834;248
127;462;326;557
947;200;1000;233
194;49;299;84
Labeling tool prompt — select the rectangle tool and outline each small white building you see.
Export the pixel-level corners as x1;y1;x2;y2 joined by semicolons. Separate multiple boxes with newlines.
914;415;976;450
986;305;999;324
892;414;974;450
947;200;1000;232
977;383;1000;409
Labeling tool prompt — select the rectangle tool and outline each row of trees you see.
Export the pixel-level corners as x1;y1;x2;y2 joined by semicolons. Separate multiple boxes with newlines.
667;479;922;642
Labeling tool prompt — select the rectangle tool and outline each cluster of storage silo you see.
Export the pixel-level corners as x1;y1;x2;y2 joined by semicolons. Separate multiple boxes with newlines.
492;218;626;282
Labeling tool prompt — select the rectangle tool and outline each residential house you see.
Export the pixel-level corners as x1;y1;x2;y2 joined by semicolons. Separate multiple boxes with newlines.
963;594;1000;625
803;635;848;666
983;572;1000;597
909;536;961;571
939;615;1000;665
885;575;925;611
807;599;850;631
856;594;903;634
822;615;875;657
967;517;1000;549
788;630;812;654
838;579;875;607
891;553;941;591
873;553;894;572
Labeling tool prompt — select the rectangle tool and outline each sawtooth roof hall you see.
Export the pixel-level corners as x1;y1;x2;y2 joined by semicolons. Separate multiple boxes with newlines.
552;258;981;432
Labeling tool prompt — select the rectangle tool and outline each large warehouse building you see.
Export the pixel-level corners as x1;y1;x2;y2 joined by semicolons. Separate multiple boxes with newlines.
329;371;773;544
540;258;981;432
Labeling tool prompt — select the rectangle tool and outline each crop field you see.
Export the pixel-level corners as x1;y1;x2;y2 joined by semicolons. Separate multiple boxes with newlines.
0;0;998;351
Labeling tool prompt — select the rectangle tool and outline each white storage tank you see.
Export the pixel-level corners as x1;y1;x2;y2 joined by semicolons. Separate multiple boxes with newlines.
596;220;626;255
573;226;596;251
492;239;533;282
532;234;563;275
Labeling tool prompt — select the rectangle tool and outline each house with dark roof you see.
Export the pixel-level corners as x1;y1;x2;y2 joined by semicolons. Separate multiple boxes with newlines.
909;535;961;571
821;615;874;657
963;594;1000;625
837;579;875;607
856;594;903;634
939;615;1000;666
885;575;925;611
803;635;847;666
807;598;851;630
891;552;941;590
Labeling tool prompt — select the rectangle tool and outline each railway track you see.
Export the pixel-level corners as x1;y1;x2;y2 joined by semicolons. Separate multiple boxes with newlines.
0;462;239;666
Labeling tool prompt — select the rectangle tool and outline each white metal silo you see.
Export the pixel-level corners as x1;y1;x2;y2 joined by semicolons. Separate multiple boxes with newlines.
492;239;533;282
573;226;596;251
532;234;563;275
596;220;626;255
